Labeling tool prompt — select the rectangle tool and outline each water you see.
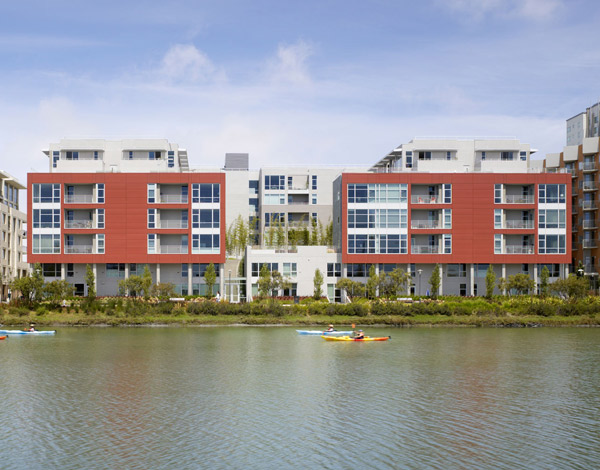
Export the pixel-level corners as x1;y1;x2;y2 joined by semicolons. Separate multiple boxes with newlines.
0;327;599;470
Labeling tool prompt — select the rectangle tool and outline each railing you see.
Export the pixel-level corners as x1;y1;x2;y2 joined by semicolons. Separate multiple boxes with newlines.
159;245;188;254
64;245;93;254
582;240;597;249
158;195;188;204
584;264;599;274
503;220;534;229
411;245;439;254
65;195;94;204
504;195;534;204
411;195;440;204
286;201;310;205
65;220;93;229
504;245;534;254
582;220;597;229
287;185;309;191
581;201;598;210
411;221;440;229
159;220;189;229
582;181;598;191
582;163;597;171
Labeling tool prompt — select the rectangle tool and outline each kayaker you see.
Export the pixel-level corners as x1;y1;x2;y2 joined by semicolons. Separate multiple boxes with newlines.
27;323;36;332
325;324;335;332
354;330;365;339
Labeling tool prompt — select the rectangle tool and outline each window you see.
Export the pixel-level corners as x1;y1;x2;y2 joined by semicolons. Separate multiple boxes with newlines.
348;184;368;203
539;209;566;229
347;264;372;277
447;264;467;277
476;264;489;277
52;151;59;168
312;194;317;205
443;184;452;203
537;264;560;277
520;151;527;161
481;151;486;160
348;234;369;253
418;151;432;160
443;234;452;254
495;234;502;254
149;151;162;160
495;209;502;229
96;234;105;254
93;151;99;160
192;209;220;228
327;263;341;277
42;264;61;277
148;209;156;228
167;151;175;168
33;234;60;254
66;151;79;160
251;263;279;277
249;180;259;195
67;263;74;277
446;151;451;160
192;234;220;254
106;264;126;278
192;183;220;203
406;151;413;168
97;184;104;203
32;184;60;203
265;213;285;226
501;151;514;160
539;184;566;204
264;175;285;190
148;234;156;254
32;209;60;228
538;234;566;254
443;209;452;229
522;264;529;274
263;194;285;205
128;151;133;160
283;263;297;277
494;184;502;204
311;175;318;190
97;209;105;229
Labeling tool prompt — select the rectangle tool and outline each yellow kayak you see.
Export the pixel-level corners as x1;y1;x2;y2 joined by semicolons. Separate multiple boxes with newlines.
321;335;390;342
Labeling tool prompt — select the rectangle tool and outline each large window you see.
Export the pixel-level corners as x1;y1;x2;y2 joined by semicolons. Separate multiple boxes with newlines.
192;234;220;254
264;175;285;190
251;263;279;277
33;234;60;254
447;264;466;277
539;209;566;229
263;194;285;205
32;184;60;203
348;234;407;254
327;263;341;277
283;263;297;277
106;264;126;278
42;263;61;277
32;209;60;228
192;209;220;228
348;208;407;229
348;184;368;203
538;234;566;254
538;184;566;204
347;264;372;277
192;184;220;203
348;184;408;204
265;213;285;226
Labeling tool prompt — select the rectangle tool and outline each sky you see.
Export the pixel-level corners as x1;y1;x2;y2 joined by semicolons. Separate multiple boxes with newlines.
1;0;600;185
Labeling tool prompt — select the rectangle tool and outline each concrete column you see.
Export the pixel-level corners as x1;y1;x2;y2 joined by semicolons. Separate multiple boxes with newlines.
93;263;98;292
219;264;225;299
156;263;160;284
439;264;443;296
125;263;129;279
188;264;193;295
533;264;538;294
61;263;66;281
502;264;506;295
470;264;475;296
564;264;569;278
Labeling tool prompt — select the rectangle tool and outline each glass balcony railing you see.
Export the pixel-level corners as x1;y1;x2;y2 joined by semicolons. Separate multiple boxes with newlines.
411;245;440;254
504;245;534;254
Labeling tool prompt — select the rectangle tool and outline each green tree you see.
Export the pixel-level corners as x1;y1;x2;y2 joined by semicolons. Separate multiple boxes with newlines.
235;215;249;256
428;264;441;298
11;264;44;307
118;276;144;297
150;282;176;300
43;280;75;308
141;265;153;299
310;217;319;245
276;217;286;250
497;277;508;295
550;274;588;300
540;266;550;297
258;264;272;298
313;268;324;300
85;264;96;301
225;223;235;257
485;264;496;299
366;265;378;299
336;278;365;302
204;263;217;296
507;273;535;295
388;267;411;297
324;220;333;246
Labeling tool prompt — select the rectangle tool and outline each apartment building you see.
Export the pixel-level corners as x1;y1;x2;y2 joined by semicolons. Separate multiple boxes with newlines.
0;170;27;300
28;140;225;296
567;101;600;147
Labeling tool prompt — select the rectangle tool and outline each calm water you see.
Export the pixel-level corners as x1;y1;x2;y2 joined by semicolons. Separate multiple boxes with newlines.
0;327;599;470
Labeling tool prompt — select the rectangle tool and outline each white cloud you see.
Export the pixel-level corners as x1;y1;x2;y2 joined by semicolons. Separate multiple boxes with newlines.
266;40;314;86
438;0;563;21
159;44;223;84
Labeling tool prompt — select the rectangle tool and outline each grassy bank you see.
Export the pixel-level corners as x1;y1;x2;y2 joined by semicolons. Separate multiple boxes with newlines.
2;296;600;327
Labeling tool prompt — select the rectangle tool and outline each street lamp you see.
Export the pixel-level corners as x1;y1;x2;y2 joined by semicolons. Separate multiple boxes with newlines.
417;269;423;296
228;270;232;303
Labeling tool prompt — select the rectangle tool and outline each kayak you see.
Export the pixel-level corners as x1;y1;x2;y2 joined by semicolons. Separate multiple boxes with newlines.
296;330;354;336
0;335;6;340
0;330;56;335
321;335;390;342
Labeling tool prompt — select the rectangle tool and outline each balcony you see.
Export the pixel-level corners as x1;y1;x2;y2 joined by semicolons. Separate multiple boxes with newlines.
503;220;534;229
581;201;598;211
582;220;597;229
65;220;93;229
64;245;94;254
582;163;597;172
584;264;599;274
503;195;534;204
158;244;188;254
158;195;188;204
159;220;188;229
65;195;95;204
411;195;441;204
504;245;535;254
411;245;440;254
411;221;440;229
582;240;597;249
582;181;598;192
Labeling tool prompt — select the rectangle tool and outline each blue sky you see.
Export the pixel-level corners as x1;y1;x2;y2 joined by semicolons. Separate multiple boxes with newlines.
1;0;599;184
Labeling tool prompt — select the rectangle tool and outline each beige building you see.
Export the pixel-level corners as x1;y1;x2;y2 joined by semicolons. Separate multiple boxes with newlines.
1;170;27;300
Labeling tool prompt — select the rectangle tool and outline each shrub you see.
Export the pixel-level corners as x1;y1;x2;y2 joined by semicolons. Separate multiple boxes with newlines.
8;306;30;317
153;302;174;315
35;305;49;316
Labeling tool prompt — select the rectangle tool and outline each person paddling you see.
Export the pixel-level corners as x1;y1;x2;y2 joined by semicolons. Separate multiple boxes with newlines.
325;324;335;332
353;329;365;339
27;323;36;332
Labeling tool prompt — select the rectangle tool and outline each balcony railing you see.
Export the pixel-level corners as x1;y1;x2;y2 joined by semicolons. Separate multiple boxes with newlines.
411;195;440;204
504;195;534;204
582;181;598;191
158;195;188;204
159;245;188;254
504;245;535;254
584;264;599;274
411;245;439;254
503;220;534;229
581;201;598;210
582;240;597;249
582;163;597;172
159;220;189;229
411;221;440;229
65;195;94;204
64;245;94;254
65;220;93;229
582;220;597;229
